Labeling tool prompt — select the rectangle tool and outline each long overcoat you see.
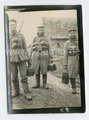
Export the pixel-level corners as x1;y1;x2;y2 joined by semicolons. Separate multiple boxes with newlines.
64;40;79;78
30;35;51;74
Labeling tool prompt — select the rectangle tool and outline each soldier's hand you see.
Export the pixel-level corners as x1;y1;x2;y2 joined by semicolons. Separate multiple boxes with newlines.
50;59;53;63
28;60;31;67
77;49;80;55
50;57;53;63
50;56;53;63
64;65;67;69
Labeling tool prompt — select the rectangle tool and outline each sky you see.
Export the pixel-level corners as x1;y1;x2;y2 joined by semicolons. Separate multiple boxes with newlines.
6;10;77;47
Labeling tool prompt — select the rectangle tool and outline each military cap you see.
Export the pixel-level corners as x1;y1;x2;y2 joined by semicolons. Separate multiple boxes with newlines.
37;26;44;30
9;19;17;23
68;28;76;33
37;26;44;29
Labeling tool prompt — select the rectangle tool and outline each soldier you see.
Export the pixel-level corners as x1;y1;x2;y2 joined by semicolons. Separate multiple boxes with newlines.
64;29;79;94
9;19;32;100
30;26;52;89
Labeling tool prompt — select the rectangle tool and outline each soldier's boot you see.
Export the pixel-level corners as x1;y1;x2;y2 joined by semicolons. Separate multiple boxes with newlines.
12;80;20;98
33;74;40;88
72;88;77;94
70;78;77;94
21;78;32;100
43;74;49;89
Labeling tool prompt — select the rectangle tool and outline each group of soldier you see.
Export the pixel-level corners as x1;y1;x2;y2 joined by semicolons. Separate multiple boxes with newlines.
9;19;79;101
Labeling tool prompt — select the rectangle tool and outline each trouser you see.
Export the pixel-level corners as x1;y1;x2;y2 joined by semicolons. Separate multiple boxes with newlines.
10;61;29;94
70;78;76;89
42;74;47;86
35;66;47;86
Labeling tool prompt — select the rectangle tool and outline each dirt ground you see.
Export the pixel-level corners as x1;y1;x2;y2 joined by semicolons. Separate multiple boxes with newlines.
12;72;81;110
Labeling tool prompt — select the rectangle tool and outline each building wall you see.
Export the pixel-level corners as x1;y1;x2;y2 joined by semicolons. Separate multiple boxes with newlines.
51;38;69;56
42;17;77;57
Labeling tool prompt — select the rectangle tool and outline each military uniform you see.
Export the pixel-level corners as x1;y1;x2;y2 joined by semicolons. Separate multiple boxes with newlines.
64;39;79;93
64;40;79;78
10;32;32;100
64;28;80;94
30;34;51;89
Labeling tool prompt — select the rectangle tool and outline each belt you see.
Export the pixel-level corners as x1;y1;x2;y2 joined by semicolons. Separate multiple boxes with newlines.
68;53;77;56
42;48;48;51
33;48;48;52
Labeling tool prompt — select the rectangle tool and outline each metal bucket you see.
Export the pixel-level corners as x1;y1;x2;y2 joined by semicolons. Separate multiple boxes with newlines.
27;67;34;76
48;63;57;71
62;71;69;84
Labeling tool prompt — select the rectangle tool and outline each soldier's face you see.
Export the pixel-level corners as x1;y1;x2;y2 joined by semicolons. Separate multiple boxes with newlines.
9;21;17;34
69;31;76;39
38;30;44;36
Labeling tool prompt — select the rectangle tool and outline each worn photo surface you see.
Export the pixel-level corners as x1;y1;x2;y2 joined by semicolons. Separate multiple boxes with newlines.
5;6;85;113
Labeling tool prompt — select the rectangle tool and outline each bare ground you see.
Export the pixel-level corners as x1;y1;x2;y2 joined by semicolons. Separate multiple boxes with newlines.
12;72;81;110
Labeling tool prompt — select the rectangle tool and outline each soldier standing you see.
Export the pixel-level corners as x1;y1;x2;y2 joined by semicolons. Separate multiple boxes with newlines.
30;26;52;89
9;19;32;100
64;29;79;94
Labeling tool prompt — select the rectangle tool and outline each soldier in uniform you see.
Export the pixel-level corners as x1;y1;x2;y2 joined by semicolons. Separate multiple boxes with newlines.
64;29;79;94
9;19;32;100
30;26;52;89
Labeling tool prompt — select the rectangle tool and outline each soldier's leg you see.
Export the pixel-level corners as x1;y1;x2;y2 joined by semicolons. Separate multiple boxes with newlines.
10;63;20;97
19;62;32;100
33;67;40;88
70;78;77;94
42;74;49;89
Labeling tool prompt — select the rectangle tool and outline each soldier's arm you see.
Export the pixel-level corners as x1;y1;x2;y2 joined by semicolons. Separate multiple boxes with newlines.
49;43;53;58
29;37;36;59
64;42;68;67
29;45;32;59
46;37;53;58
22;35;30;59
76;41;80;61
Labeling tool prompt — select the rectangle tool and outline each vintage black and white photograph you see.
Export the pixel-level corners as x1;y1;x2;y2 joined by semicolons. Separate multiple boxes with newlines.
4;6;85;113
